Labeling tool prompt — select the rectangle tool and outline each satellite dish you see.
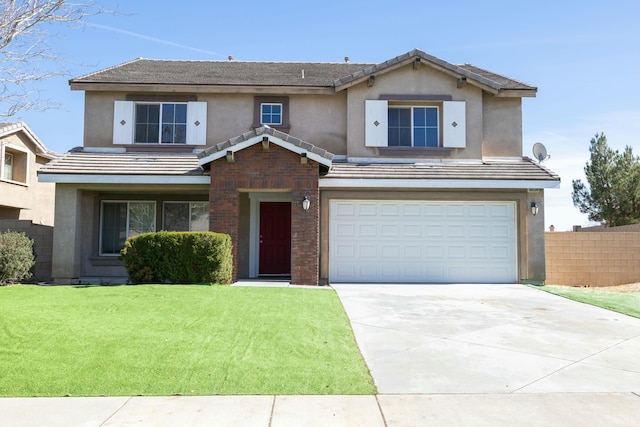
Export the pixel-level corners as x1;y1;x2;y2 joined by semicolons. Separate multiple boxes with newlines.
532;143;550;162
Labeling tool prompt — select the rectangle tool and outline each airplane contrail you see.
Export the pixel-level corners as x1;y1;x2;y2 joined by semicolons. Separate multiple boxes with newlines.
87;23;226;58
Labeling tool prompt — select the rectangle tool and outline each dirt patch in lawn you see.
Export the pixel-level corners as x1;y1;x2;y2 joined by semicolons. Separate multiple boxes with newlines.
563;283;640;293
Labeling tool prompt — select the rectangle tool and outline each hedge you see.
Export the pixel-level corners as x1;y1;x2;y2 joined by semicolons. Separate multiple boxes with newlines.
119;231;232;284
0;231;35;285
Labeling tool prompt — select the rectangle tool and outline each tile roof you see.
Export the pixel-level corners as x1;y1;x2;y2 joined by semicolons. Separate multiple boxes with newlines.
198;126;334;164
323;158;560;183
71;58;370;87
37;150;204;176
70;49;535;93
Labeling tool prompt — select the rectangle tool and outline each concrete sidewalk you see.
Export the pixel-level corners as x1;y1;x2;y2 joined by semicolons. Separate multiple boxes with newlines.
2;284;639;426
1;393;640;426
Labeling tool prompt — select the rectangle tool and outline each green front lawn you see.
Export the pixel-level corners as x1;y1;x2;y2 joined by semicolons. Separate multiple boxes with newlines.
536;285;640;318
0;285;375;397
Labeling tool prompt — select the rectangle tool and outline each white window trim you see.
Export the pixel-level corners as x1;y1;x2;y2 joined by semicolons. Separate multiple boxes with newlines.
1;143;30;186
388;105;440;148
135;102;188;144
99;200;156;256
260;102;283;125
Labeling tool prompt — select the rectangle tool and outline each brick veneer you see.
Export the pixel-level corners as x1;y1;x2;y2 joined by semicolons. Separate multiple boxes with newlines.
207;143;320;285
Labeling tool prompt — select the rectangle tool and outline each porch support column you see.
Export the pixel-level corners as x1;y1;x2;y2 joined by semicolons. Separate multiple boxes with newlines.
209;185;239;283
291;181;320;285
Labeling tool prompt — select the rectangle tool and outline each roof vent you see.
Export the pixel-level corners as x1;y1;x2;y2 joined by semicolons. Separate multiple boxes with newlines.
228;55;234;61
344;56;350;63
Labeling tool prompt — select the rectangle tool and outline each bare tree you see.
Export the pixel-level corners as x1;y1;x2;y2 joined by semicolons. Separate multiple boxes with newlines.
0;0;114;116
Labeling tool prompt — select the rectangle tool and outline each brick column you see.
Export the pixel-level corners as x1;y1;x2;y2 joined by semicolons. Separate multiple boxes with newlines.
209;185;239;283
291;181;320;285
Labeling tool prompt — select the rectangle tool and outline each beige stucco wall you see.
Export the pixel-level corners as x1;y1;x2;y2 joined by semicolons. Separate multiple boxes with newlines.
344;64;485;159
82;92;349;154
51;183;209;283
319;188;546;284
482;94;523;158
0;132;55;225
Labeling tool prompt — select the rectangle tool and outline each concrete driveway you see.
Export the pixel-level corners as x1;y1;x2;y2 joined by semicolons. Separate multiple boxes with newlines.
333;284;640;394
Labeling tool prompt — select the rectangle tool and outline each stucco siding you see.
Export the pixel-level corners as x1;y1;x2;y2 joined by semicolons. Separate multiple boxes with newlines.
83;92;348;154
482;94;523;158
345;64;485;159
0;132;55;225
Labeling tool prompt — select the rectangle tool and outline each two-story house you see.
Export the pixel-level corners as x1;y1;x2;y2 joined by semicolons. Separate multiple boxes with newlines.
1;122;57;225
38;49;559;285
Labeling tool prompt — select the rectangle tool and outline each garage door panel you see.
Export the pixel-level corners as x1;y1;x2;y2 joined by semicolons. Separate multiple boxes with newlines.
330;200;517;283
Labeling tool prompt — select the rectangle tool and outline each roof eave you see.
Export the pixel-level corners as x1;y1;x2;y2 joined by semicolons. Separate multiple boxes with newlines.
69;81;337;95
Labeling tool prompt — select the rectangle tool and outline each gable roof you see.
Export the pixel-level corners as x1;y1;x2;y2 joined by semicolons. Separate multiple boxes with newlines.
69;49;536;97
0;121;57;159
198;126;333;168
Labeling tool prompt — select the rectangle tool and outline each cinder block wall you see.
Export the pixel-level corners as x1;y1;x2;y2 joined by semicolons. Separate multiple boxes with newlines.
0;220;53;283
545;232;640;286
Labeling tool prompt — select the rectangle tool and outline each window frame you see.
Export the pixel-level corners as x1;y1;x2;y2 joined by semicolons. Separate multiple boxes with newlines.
113;99;207;146
388;105;441;148
365;98;466;149
253;96;290;132
2;152;13;181
260;103;283;126
99;200;157;256
134;102;188;144
162;201;209;232
1;144;29;185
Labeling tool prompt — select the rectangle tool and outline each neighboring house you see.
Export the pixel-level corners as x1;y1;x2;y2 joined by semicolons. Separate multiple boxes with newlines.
38;49;560;285
1;122;57;225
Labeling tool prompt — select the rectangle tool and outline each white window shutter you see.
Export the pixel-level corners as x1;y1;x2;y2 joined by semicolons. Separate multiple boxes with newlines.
365;100;388;147
443;101;466;148
187;101;207;145
113;101;134;145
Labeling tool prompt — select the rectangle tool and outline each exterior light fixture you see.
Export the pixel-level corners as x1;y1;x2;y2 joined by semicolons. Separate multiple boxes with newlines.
531;202;539;216
302;196;311;211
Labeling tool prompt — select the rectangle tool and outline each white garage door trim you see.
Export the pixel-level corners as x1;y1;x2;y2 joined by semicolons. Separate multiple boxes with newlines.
329;200;517;283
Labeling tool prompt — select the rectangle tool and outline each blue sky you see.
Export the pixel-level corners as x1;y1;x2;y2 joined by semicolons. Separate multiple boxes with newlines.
15;0;640;231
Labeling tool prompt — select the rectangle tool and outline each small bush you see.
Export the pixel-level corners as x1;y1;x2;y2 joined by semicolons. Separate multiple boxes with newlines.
120;231;232;284
0;231;35;285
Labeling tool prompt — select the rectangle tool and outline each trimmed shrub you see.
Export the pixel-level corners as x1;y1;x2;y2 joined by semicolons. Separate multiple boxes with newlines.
119;231;232;284
0;231;35;285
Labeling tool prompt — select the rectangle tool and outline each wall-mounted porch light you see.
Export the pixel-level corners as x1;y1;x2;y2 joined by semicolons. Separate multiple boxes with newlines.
531;202;539;216
302;196;311;211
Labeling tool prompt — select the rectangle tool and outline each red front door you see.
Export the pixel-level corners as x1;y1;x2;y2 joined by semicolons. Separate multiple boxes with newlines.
259;202;291;275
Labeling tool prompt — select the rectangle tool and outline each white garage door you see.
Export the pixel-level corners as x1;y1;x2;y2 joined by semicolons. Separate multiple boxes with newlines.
329;200;517;283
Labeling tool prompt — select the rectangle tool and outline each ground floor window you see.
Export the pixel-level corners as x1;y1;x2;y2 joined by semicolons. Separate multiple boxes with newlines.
163;202;209;231
100;201;156;255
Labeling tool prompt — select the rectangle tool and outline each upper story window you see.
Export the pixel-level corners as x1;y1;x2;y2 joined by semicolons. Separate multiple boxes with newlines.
260;103;283;126
135;103;187;144
2;153;12;180
113;100;207;146
253;96;289;132
1;146;28;185
365;99;466;149
388;106;439;147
